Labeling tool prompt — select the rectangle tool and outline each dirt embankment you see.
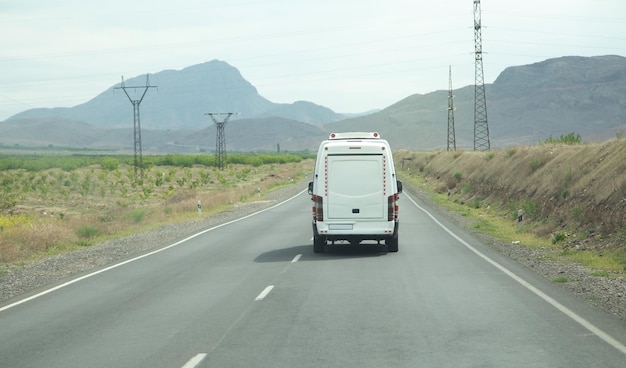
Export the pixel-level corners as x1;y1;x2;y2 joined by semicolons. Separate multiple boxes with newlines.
396;140;626;253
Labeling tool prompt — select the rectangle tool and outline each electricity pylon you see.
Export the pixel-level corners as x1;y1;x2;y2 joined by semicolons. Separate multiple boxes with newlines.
473;0;490;151
115;75;156;180
447;65;457;151
205;112;237;170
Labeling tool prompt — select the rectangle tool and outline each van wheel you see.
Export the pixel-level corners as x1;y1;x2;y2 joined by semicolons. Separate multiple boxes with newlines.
387;236;399;252
313;236;325;253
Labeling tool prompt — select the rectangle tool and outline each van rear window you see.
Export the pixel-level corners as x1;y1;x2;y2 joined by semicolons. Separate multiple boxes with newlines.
327;154;383;196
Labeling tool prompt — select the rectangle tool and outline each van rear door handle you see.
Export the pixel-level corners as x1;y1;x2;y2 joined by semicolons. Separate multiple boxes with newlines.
352;209;360;214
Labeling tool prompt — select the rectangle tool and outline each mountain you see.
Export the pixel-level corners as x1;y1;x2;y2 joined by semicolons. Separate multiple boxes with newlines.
2;55;625;152
6;60;346;130
0;116;328;153
325;55;626;150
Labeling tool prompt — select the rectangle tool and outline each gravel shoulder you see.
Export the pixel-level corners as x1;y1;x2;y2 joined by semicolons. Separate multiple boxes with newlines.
2;181;625;323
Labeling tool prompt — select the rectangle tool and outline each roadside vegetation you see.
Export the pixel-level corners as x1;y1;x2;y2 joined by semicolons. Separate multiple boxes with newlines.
396;135;626;277
0;152;314;269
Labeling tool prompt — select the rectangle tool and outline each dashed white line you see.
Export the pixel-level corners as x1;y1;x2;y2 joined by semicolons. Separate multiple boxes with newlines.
291;254;302;263
255;285;274;301
181;353;207;368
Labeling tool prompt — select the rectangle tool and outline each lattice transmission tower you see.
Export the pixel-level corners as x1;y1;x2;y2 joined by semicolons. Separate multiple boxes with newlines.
205;112;237;170
473;0;490;151
447;66;456;151
115;75;156;180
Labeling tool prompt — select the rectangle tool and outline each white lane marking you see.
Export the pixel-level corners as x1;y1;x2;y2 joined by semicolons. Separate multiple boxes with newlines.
255;285;274;301
292;254;302;263
405;193;626;356
0;189;307;313
181;353;207;368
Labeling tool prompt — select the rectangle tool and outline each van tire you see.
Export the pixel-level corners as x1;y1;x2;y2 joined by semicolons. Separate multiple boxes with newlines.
387;236;399;252
313;236;325;253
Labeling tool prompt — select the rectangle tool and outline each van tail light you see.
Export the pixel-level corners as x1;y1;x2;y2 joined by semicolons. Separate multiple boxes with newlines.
388;193;399;221
312;195;324;222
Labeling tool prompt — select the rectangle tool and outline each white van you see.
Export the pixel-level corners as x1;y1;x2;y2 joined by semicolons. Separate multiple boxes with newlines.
308;132;402;253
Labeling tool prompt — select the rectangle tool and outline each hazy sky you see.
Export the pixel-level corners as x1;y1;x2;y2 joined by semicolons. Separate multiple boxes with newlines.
1;0;625;121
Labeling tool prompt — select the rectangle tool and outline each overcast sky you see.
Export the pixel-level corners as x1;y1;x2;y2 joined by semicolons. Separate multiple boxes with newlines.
1;0;625;121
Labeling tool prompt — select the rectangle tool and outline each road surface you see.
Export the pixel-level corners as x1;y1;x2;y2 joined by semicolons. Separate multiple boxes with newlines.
1;190;625;367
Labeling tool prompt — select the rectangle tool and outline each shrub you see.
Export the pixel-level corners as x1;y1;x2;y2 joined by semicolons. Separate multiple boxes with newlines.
0;192;17;210
541;132;582;145
128;208;146;223
445;177;457;190
529;158;545;172
100;157;119;171
521;200;539;219
552;231;567;244
570;205;584;222
77;226;101;239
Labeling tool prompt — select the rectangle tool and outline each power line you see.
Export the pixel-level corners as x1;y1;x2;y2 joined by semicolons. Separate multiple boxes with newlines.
447;65;456;151
473;0;490;151
115;74;156;181
205;112;238;170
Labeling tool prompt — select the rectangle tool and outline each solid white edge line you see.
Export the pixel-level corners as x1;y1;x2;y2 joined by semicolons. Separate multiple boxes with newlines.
0;189;308;314
292;254;302;263
404;193;626;356
255;285;275;301
181;353;207;368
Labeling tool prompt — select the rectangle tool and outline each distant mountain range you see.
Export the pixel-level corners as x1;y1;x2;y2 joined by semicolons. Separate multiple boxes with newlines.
2;55;626;152
7;60;348;129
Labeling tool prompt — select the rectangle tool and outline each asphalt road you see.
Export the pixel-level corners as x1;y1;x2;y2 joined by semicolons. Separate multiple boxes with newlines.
1;190;626;367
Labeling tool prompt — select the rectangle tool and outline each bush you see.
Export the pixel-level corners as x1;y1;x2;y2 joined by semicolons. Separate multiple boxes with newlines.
552;231;567;244
0;192;17;210
529;158;545;172
128;208;146;223
77;226;101;239
101;157;119;171
521;200;539;219
541;132;582;145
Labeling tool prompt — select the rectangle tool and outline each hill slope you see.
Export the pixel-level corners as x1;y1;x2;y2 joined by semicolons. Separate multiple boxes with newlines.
398;139;626;241
327;55;626;150
6;60;346;130
2;55;625;151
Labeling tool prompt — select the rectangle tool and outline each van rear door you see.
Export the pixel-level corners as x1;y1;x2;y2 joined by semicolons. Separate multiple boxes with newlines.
326;154;385;220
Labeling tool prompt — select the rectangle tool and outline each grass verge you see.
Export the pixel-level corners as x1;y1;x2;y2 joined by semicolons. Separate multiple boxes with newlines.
399;172;625;276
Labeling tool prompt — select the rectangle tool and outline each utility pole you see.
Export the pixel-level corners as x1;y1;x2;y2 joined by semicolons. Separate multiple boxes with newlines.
115;75;156;180
447;65;457;151
473;0;490;151
205;112;237;170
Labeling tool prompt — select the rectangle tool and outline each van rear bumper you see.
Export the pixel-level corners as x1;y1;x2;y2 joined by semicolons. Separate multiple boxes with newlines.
313;221;399;243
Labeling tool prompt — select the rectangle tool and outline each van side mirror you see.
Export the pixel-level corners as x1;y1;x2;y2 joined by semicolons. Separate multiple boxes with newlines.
397;180;403;193
308;181;314;195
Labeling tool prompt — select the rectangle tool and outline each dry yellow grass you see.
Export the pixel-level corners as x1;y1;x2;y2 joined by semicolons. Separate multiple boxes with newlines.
0;160;314;265
396;139;626;273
